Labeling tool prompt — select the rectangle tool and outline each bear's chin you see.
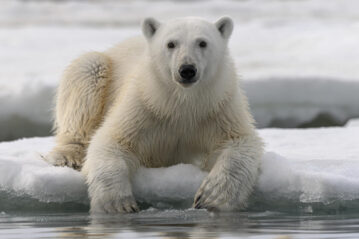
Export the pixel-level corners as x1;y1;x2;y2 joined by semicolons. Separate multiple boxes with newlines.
177;82;198;88
175;78;199;88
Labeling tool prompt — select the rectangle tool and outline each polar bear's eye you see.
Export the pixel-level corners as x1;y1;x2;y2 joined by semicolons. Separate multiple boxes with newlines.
199;41;207;48
167;42;176;49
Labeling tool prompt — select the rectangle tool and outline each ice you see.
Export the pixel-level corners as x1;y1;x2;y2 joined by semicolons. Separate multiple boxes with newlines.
0;137;88;205
258;128;359;206
244;79;359;127
0;127;358;213
346;118;359;127
133;164;207;208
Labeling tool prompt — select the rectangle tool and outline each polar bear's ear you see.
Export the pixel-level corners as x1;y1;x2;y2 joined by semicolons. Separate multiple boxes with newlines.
142;17;161;39
215;16;233;39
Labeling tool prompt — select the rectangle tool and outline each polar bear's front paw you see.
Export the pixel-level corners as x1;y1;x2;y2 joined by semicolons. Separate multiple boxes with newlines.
91;191;139;214
44;144;85;170
193;173;239;211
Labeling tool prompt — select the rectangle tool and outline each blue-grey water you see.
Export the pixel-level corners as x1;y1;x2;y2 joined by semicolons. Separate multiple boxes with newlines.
1;210;359;239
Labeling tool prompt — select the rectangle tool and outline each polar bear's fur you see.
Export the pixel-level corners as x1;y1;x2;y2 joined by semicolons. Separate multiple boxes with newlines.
45;17;264;213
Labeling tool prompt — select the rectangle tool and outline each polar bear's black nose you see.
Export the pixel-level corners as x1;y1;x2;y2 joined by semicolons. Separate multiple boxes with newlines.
179;64;197;83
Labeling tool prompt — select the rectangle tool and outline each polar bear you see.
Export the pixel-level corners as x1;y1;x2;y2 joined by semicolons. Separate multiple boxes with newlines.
45;16;263;213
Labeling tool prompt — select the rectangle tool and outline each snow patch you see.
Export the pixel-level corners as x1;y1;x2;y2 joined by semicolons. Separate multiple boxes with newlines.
1;127;359;213
346;118;359;127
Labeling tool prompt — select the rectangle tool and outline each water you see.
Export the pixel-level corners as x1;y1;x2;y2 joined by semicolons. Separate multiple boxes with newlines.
1;210;359;238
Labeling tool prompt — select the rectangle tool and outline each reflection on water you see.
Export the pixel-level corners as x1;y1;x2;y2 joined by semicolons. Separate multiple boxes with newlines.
1;209;359;238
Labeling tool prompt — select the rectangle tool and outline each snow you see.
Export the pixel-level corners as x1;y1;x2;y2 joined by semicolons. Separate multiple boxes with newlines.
0;138;88;204
1;0;359;132
346;118;359;127
259;128;359;205
1;127;358;212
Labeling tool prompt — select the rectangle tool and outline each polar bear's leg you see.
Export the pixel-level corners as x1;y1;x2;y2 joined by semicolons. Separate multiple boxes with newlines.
46;52;111;170
194;136;263;211
83;132;140;214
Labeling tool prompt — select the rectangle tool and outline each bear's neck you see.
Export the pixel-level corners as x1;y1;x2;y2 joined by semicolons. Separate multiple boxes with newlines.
138;59;238;123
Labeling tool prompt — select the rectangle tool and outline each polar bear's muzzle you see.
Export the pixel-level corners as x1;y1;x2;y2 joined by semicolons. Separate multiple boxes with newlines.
178;64;198;86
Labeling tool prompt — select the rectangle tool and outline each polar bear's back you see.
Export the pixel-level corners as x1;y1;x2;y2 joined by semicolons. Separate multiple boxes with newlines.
105;36;147;78
103;36;147;109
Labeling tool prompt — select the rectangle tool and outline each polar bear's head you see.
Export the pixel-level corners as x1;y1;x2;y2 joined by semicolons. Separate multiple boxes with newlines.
142;17;233;88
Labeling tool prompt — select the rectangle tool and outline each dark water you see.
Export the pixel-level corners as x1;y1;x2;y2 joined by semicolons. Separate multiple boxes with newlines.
1;210;359;239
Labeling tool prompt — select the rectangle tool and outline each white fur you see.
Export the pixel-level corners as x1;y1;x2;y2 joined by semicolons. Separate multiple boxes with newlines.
45;17;264;213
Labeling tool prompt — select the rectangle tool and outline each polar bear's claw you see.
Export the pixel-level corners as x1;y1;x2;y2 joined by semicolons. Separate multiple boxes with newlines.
45;151;83;170
44;144;85;170
194;172;239;212
95;195;139;214
118;196;140;213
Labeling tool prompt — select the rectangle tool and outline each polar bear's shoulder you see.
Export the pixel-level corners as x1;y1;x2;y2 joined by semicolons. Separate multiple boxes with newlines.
102;36;148;90
105;36;146;60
